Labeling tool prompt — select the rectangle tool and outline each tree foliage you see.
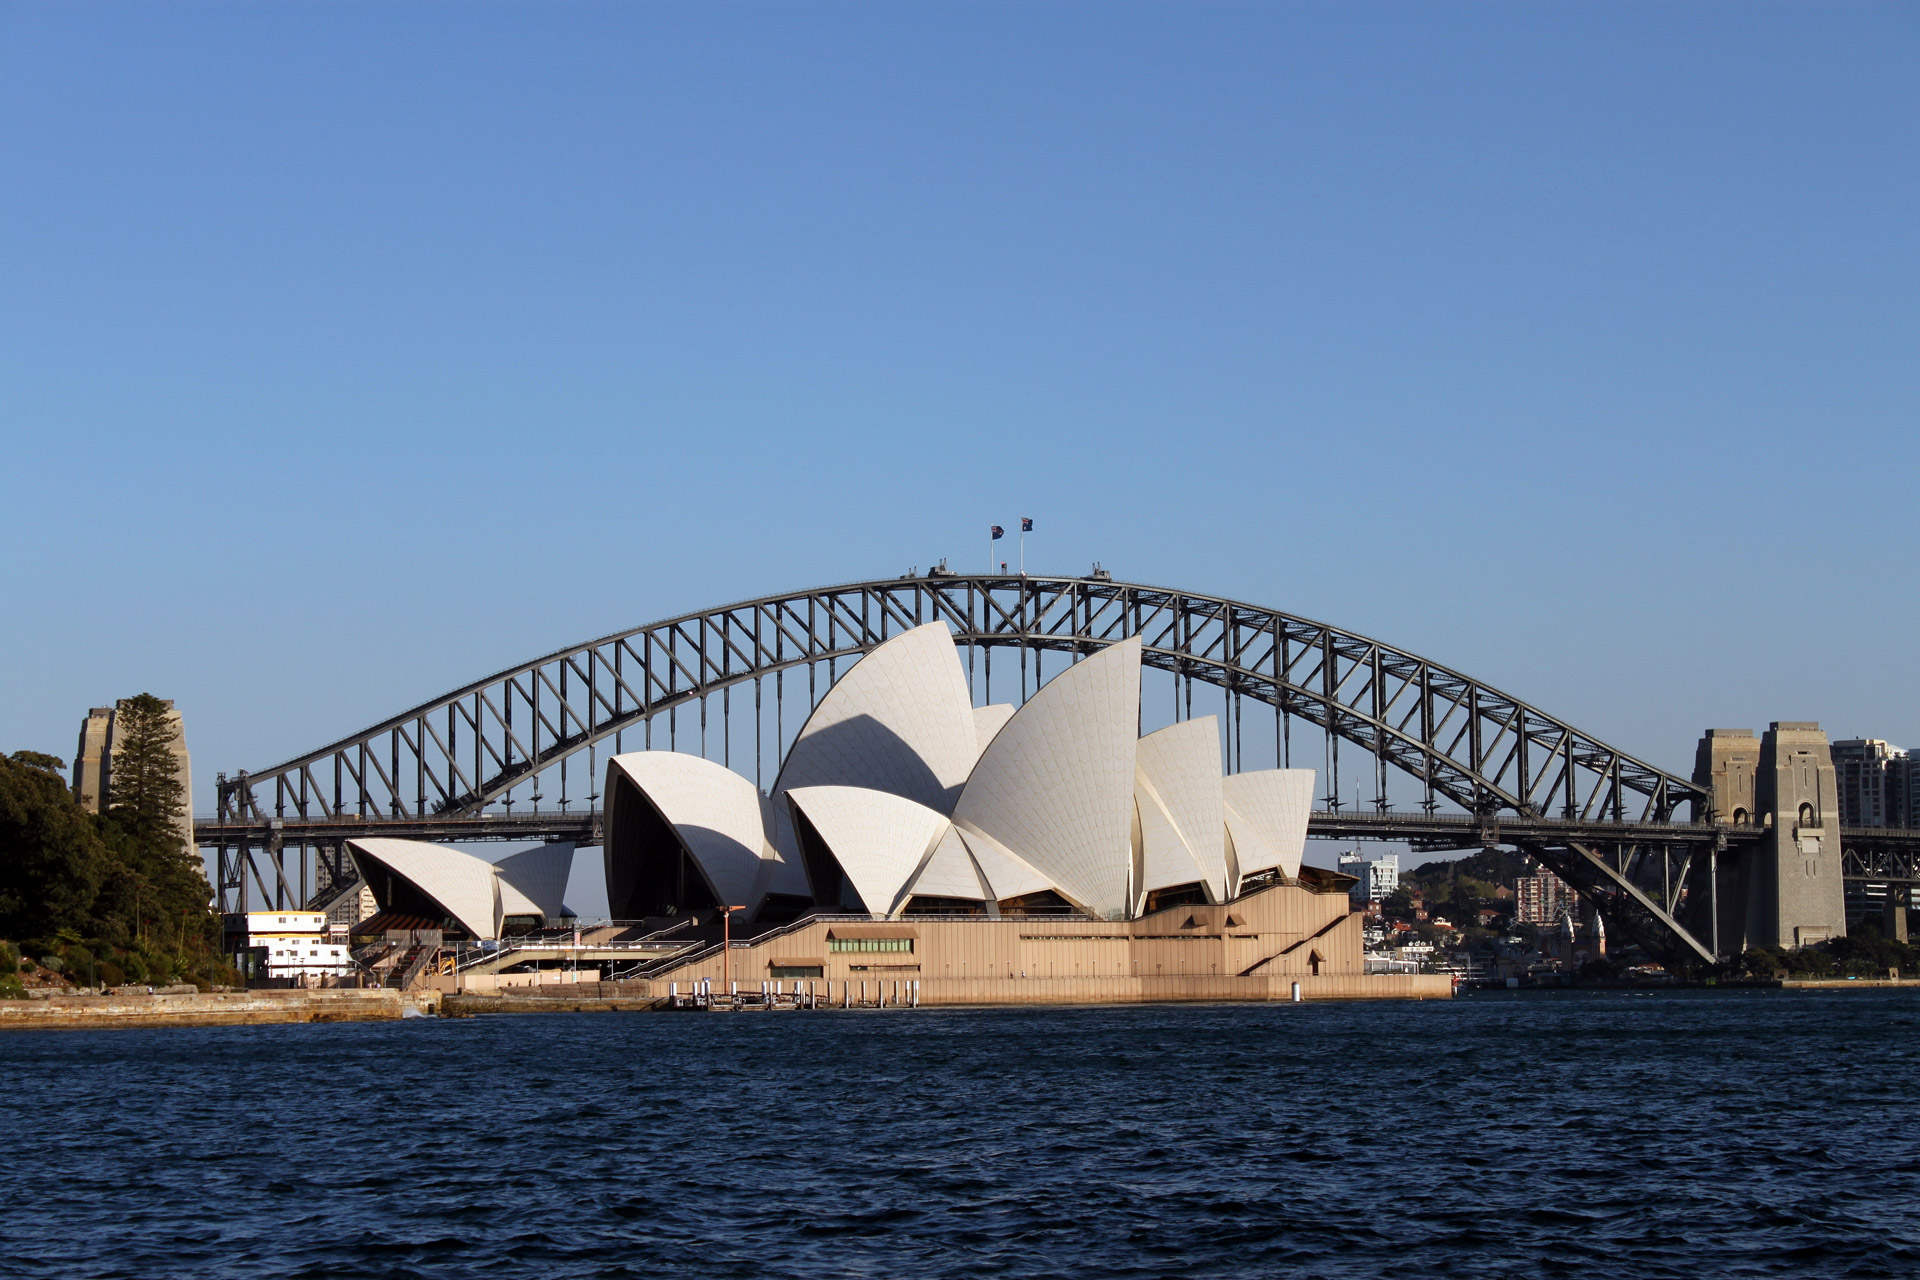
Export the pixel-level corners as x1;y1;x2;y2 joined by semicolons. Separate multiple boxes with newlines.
0;714;218;984
0;751;108;939
104;694;190;871
1741;930;1920;979
1410;846;1529;888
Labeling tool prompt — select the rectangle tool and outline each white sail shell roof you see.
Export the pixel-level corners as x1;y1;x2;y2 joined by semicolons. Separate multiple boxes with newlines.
1135;717;1228;904
785;786;950;918
951;638;1142;918
971;704;1016;757
905;826;992;903
772;622;979;815
495;842;575;922
953;825;1056;904
607;751;802;912
1222;768;1316;883
346;837;506;940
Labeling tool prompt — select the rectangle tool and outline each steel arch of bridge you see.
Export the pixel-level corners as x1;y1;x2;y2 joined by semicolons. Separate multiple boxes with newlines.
218;573;1705;827
211;573;1724;963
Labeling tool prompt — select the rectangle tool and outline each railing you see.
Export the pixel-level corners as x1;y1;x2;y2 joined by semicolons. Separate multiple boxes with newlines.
392;946;434;990
450;938;696;973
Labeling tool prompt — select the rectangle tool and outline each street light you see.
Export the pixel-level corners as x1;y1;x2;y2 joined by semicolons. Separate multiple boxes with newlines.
720;905;747;1005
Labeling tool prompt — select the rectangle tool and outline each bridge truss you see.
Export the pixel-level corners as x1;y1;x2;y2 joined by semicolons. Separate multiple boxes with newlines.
207;573;1739;964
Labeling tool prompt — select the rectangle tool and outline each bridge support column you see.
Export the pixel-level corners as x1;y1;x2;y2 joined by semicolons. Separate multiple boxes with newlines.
1695;729;1759;957
1751;722;1848;950
1886;888;1909;944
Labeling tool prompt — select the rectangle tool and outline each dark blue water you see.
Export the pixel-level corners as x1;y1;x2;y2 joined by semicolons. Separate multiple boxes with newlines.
4;991;1920;1279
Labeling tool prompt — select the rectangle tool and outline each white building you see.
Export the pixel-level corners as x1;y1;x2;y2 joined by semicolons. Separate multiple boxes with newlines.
1339;852;1400;903
245;911;353;980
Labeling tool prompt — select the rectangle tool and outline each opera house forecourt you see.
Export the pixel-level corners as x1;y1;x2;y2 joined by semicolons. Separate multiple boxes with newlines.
346;624;1449;1002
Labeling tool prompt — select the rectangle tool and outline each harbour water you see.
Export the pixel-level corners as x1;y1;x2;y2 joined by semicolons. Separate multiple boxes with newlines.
4;990;1919;1278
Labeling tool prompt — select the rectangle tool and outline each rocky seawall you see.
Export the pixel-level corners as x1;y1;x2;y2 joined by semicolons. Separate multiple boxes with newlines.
0;988;436;1030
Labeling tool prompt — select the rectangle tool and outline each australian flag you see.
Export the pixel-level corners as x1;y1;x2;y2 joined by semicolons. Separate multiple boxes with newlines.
990;525;1005;540
1021;517;1033;532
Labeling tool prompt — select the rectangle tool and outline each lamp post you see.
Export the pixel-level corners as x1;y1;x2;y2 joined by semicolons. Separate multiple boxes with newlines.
721;905;746;1006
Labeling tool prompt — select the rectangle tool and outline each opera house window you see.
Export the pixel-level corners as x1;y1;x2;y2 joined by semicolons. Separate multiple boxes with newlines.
829;937;914;953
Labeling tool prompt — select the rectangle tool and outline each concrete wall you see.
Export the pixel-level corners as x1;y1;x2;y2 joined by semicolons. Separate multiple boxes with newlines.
901;973;1448;1004
452;969;605;995
649;882;1448;1002
0;988;431;1030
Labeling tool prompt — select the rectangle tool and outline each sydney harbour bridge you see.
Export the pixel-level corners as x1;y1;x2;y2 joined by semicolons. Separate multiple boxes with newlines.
194;572;1920;967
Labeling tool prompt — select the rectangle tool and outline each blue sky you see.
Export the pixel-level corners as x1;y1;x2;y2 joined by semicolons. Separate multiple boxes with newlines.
4;0;1917;845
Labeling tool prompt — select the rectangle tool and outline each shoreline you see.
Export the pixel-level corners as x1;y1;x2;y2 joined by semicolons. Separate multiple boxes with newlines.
10;975;1915;1030
2;973;1448;1029
0;988;437;1030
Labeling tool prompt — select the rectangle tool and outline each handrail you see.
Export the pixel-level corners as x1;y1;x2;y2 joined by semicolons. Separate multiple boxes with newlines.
393;945;434;990
450;938;697;972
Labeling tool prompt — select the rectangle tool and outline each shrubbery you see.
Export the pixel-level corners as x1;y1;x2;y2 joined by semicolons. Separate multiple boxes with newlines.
1740;930;1919;980
1;733;220;989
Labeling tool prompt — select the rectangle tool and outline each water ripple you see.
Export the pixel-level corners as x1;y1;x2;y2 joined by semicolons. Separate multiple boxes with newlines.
4;991;1920;1277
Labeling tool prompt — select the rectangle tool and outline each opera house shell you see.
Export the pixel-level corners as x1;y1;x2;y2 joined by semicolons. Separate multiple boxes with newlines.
603;622;1315;924
345;838;575;940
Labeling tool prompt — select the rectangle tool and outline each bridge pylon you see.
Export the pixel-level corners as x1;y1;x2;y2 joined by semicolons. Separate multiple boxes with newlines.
1692;723;1848;956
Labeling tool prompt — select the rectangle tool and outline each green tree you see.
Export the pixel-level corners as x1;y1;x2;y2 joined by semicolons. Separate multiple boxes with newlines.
105;695;185;859
1380;887;1416;920
101;695;209;944
0;751;108;939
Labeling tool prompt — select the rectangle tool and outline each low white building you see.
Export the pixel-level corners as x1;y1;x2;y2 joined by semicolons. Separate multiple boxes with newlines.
245;911;353;980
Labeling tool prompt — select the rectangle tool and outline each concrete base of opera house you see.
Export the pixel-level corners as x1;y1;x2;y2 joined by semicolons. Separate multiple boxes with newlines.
859;972;1451;1004
640;883;1454;1004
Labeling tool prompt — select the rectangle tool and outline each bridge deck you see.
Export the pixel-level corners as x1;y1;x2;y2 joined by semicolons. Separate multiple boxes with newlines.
194;808;1762;849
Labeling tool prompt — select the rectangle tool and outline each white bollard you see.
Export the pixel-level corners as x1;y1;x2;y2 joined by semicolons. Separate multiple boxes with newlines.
1291;981;1302;1003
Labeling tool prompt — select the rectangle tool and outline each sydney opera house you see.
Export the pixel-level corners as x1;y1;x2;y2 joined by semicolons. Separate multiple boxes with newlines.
342;624;1445;1001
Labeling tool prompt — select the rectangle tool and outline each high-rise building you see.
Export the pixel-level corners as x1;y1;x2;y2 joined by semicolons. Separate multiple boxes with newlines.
1832;738;1909;829
1514;862;1577;927
72;699;194;855
1338;851;1400;903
